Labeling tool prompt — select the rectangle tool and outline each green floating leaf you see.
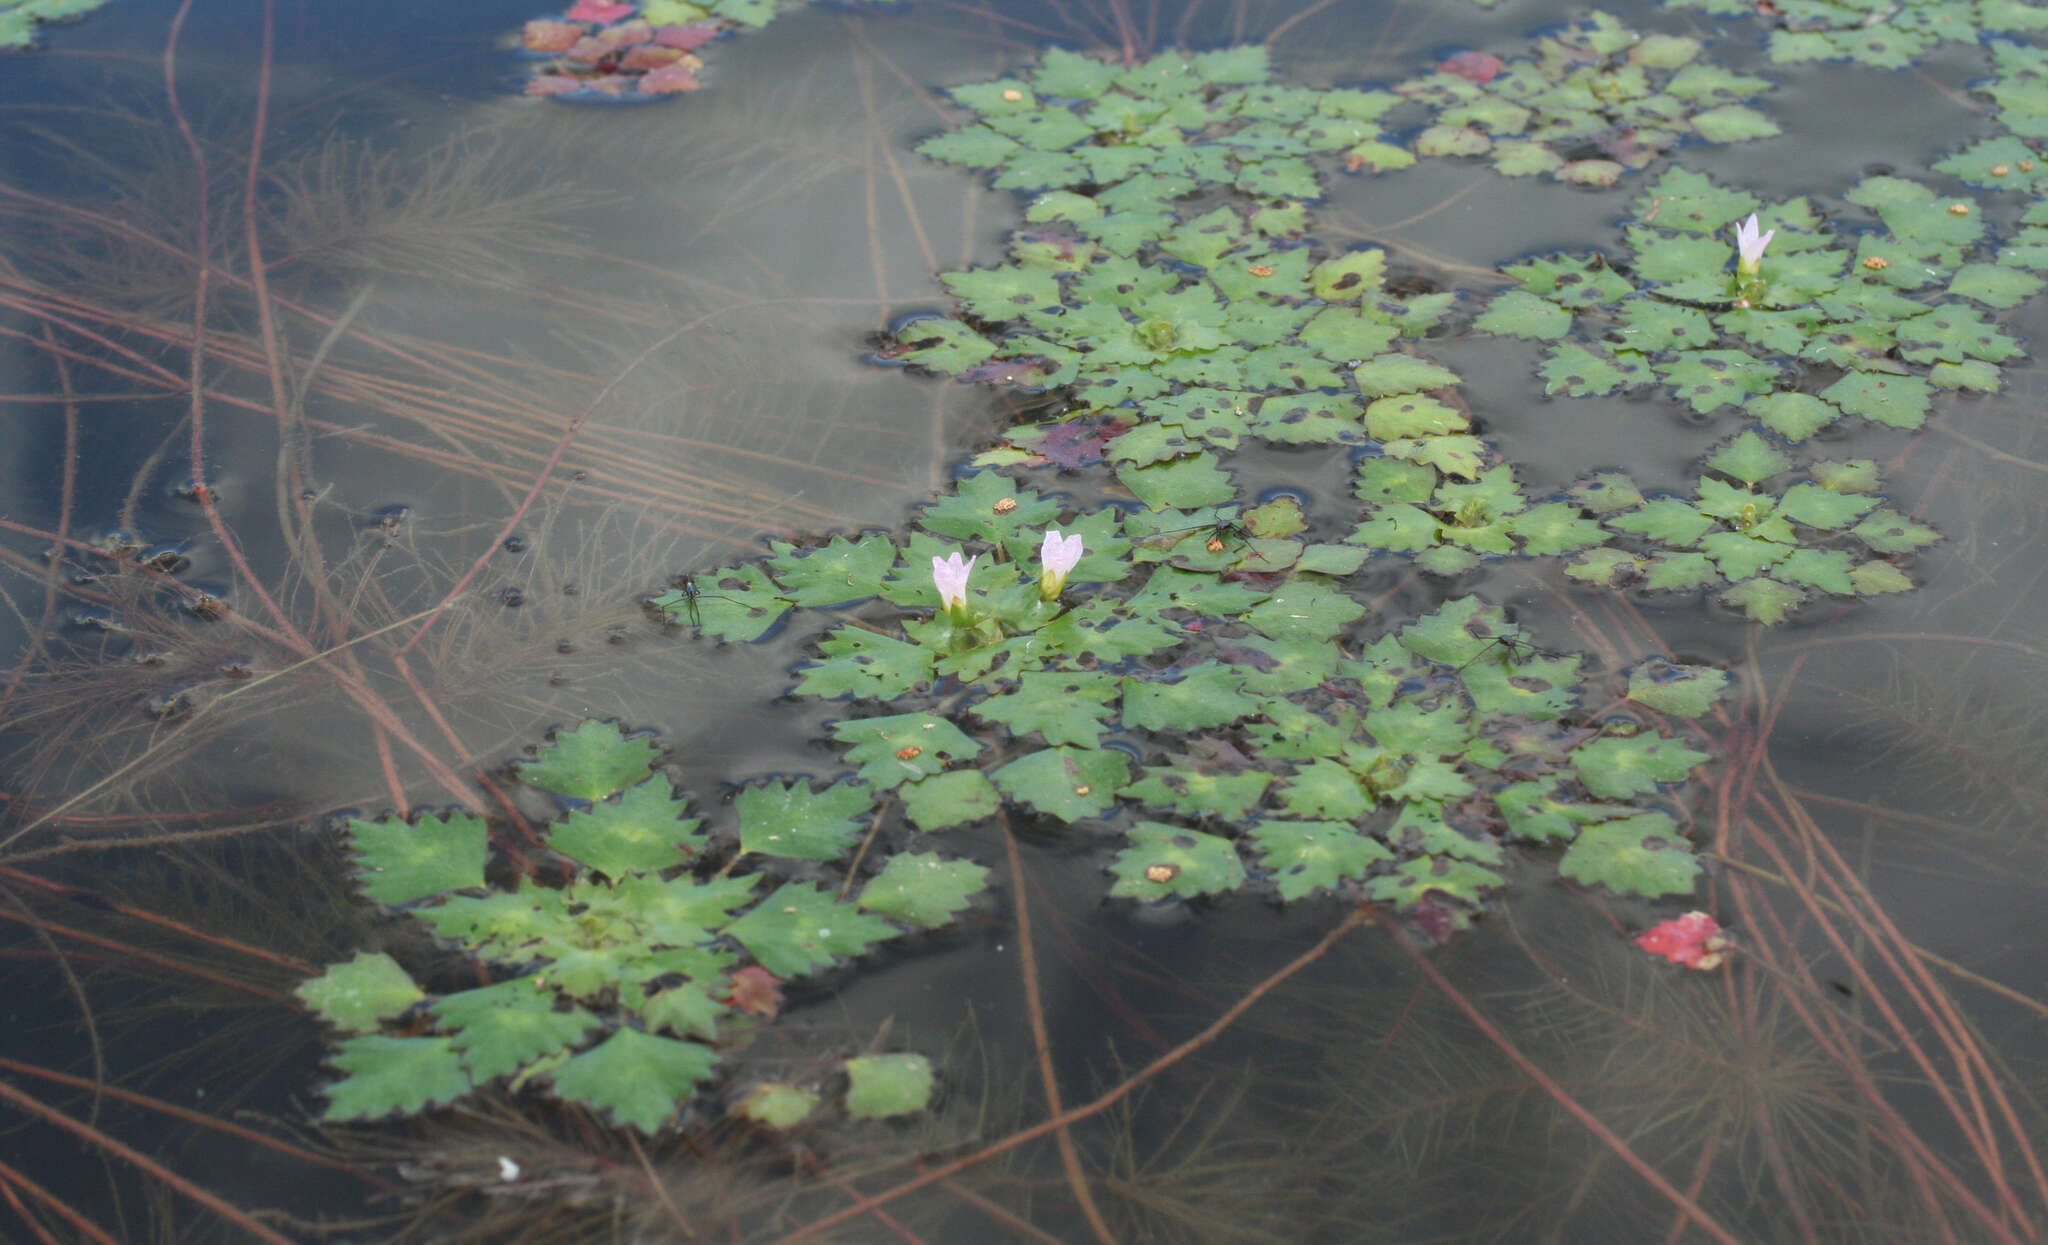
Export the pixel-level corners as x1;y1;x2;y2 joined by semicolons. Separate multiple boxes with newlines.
517;720;660;802
432;979;601;1082
1399;596;1515;668
884;316;995;373
1689;104;1781;143
1721;576;1806;624
1776;483;1878;530
1473;289;1572;340
1819;371;1931;430
1626;662;1730;717
992;746;1129;821
917;471;1063;543
738;1083;821;1129
1249;820;1392;901
1118;452;1237;510
1541;343;1647;396
1311;250;1387;301
349;812;489;906
1658;350;1778;414
971;670;1120;747
652;564;790;643
902;769;1001;831
1366;857;1499;911
1632;167;1758;235
737;779;874;862
1122;662;1259;731
1109;822;1247;901
1350;354;1462;396
322;1035;470;1121
1704;431;1788;486
551;1028;717;1134
548;776;703;876
941;265;1062;319
1853;510;1941;554
1574;732;1712;799
641;984;726;1043
844;1053;935;1119
795;626;934;700
1122;764;1273;821
1558;813;1701;898
726;882;900;978
766;535;899;607
297;953;424;1035
858;852;990;928
834;712;983;791
1748;392;1837;442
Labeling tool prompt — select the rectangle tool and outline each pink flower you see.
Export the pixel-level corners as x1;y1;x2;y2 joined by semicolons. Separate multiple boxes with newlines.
932;551;976;617
1734;213;1774;277
1037;529;1083;600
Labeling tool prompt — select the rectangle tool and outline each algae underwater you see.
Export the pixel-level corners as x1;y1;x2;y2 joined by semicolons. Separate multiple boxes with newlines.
1;0;2046;1240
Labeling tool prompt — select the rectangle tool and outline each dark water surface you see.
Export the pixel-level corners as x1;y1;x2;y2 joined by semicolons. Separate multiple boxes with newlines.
2;0;2046;1241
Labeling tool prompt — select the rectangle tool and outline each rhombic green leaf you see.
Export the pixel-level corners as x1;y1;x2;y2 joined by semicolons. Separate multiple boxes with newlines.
348;812;488;906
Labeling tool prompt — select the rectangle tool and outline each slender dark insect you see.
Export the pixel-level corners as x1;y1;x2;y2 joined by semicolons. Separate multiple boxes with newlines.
662;574;741;629
1133;516;1251;557
1453;632;1545;673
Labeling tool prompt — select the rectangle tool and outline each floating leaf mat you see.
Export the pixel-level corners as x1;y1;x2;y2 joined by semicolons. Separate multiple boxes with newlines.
293;0;2048;1135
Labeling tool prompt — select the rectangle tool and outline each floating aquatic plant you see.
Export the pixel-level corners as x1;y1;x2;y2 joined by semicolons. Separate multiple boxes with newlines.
299;719;984;1129
1399;11;1781;187
1664;0;2048;68
519;0;900;97
1561;438;1929;623
277;5;2048;1194
1478;165;2020;435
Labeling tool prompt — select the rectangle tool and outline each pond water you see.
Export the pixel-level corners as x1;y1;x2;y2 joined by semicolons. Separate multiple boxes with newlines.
2;0;2047;1240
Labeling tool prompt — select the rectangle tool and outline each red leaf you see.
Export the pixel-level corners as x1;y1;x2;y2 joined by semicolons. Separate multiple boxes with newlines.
619;44;688;71
1022;416;1128;469
1634;911;1731;970
563;35;610;64
654;24;718;51
1439;51;1505;84
566;0;635;21
597;17;653;48
522;19;583;51
726;966;784;1018
637;62;703;94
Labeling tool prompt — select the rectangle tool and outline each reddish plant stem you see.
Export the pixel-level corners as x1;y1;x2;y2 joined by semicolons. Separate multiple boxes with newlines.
0;1054;390;1190
392;299;809;659
1385;920;1745;1245
1000;819;1115;1244
0;867;313;974
774;908;1367;1243
0;1168;73;1245
0;1079;296;1245
0;908;287;1002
